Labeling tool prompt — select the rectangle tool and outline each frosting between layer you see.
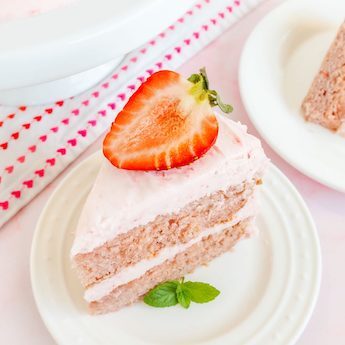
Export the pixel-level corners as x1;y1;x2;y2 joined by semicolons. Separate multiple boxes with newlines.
85;196;258;302
71;115;267;255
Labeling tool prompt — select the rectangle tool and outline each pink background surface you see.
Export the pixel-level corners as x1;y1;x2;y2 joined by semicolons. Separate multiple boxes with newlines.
1;0;344;344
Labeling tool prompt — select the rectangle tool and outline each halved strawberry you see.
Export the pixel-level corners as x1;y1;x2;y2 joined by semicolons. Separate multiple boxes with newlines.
103;68;232;170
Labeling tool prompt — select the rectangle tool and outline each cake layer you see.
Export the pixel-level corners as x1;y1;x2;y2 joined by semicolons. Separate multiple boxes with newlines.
73;175;260;288
71;115;267;256
302;22;345;131
89;218;252;314
84;196;257;303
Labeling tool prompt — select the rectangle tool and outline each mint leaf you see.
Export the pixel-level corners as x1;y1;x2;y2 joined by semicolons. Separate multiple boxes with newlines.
183;281;220;303
143;281;179;307
176;284;191;309
143;278;220;309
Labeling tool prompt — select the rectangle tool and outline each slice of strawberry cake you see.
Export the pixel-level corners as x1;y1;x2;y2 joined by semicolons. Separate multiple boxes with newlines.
302;22;345;132
71;69;267;314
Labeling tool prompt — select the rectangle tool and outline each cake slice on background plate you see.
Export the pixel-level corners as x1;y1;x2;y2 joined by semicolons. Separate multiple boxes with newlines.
301;21;345;133
71;69;268;314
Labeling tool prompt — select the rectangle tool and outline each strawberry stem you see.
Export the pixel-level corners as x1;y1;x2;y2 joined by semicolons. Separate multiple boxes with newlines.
188;67;233;114
199;67;209;89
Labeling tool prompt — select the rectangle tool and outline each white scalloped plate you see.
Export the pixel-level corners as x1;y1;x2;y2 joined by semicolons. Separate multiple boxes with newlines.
239;0;345;192
31;152;321;345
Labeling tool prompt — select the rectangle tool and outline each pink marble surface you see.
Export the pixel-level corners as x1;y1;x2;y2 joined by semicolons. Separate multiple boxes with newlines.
1;0;345;344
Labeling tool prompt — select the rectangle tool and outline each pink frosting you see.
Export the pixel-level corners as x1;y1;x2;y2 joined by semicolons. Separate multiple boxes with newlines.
71;115;268;256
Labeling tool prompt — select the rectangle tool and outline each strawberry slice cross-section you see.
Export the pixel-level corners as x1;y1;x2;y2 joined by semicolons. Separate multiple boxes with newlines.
103;68;232;171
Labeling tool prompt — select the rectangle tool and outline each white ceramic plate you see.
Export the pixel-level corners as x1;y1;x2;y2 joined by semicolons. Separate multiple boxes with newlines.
31;152;321;345
239;0;345;192
0;0;194;90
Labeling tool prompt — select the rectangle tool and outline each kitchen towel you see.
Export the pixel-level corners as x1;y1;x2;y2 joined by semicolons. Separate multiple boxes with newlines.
0;0;262;227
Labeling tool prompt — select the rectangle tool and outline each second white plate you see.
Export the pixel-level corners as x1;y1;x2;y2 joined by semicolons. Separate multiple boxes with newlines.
31;152;321;345
239;0;345;192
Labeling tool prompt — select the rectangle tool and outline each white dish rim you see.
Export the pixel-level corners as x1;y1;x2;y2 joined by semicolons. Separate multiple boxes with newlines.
30;151;322;345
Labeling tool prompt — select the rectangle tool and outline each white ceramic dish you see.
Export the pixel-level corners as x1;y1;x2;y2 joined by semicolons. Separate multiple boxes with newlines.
31;152;321;345
0;0;194;104
239;0;345;193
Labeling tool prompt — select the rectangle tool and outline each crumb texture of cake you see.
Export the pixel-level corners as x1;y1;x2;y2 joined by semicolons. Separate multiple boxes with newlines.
302;22;345;131
85;196;256;305
89;219;252;314
74;176;260;288
71;114;268;313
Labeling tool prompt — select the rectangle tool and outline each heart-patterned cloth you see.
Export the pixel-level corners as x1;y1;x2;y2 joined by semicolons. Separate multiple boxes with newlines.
0;0;262;227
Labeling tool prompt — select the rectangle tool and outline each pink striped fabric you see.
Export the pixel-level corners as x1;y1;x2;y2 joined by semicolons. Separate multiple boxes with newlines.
0;0;262;227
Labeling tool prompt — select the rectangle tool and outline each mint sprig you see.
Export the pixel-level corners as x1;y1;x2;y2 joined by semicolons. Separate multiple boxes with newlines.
143;281;179;307
183;281;220;303
187;67;233;114
143;278;220;309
